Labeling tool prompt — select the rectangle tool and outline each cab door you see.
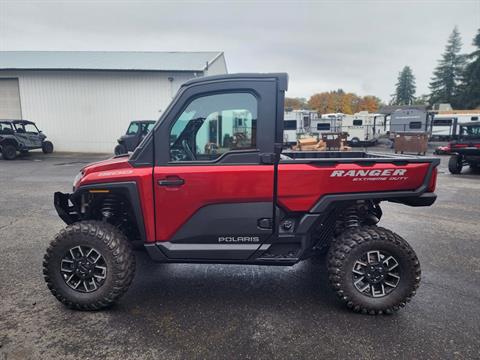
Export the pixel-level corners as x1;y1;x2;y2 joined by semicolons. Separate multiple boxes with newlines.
152;76;285;260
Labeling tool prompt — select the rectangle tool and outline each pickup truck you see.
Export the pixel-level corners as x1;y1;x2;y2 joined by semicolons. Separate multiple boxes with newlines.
43;73;439;315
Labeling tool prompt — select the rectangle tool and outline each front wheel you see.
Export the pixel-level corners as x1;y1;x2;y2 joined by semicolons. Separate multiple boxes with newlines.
448;154;463;174
43;221;135;310
327;226;420;315
42;141;54;154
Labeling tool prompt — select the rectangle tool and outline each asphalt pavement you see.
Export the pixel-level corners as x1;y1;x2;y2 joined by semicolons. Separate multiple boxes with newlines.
0;150;479;359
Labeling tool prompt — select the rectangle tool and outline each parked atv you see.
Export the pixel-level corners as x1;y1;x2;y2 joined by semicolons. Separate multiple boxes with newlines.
0;120;54;160
114;120;155;155
448;122;480;174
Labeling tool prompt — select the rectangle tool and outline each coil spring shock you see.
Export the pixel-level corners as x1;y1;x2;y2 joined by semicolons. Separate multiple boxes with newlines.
344;205;360;229
100;195;121;221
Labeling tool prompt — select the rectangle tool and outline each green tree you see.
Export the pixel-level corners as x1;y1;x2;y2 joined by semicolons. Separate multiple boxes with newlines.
392;66;416;105
458;29;480;109
413;94;430;106
429;26;466;106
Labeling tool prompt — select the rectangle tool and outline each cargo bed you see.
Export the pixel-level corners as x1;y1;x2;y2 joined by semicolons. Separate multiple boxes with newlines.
281;150;440;164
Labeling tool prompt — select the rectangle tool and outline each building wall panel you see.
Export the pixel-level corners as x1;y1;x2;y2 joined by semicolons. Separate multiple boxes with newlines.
0;70;198;152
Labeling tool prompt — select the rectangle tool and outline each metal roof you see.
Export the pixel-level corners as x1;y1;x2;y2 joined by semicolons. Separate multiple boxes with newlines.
0;51;224;72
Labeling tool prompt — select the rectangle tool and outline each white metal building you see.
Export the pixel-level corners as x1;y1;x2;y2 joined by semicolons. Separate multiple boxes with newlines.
0;51;227;152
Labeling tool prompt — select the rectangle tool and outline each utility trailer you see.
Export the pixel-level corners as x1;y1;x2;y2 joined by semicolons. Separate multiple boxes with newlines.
44;73;439;315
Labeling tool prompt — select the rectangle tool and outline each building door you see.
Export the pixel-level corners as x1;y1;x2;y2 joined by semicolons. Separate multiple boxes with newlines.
0;79;22;119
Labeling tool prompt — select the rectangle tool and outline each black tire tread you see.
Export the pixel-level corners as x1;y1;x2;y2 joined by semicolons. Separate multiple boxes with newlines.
43;221;135;310
448;154;462;174
327;226;420;315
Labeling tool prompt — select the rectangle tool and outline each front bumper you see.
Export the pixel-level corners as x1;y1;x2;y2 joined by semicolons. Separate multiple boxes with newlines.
54;192;78;224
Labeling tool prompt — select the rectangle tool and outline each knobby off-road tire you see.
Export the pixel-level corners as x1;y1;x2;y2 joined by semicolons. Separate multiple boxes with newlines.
1;144;17;160
448;154;463;174
42;141;54;154
327;226;420;315
43;221;135;310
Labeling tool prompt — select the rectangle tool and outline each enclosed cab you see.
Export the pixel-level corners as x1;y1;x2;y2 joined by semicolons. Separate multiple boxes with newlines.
114;120;156;155
44;73;439;315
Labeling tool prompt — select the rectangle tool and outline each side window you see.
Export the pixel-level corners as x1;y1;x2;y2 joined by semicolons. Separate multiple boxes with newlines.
24;124;38;134
169;93;257;161
284;120;296;130
127;123;140;135
353;119;363;126
316;123;331;131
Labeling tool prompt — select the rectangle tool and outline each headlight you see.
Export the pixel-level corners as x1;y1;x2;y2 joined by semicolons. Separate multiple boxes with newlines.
73;171;84;190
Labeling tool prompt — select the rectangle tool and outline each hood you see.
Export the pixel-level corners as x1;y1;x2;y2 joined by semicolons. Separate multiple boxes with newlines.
82;155;131;176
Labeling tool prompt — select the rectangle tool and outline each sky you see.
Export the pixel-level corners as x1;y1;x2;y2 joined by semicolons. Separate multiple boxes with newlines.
0;0;479;102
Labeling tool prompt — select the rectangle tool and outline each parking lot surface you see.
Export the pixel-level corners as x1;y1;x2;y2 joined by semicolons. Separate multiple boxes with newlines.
0;150;479;359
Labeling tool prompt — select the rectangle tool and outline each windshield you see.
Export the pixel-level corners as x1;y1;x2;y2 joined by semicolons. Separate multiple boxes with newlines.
460;125;480;138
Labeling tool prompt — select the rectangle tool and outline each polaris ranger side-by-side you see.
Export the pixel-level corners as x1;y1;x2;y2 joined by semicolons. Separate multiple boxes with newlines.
44;74;439;315
0;120;54;160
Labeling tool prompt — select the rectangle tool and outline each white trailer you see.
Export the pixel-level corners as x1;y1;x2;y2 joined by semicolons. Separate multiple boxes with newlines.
310;113;344;135
430;112;480;140
341;111;388;146
283;110;317;145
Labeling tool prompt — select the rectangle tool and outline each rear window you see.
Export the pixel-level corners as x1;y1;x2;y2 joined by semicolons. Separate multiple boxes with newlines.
353;119;363;126
409;121;422;129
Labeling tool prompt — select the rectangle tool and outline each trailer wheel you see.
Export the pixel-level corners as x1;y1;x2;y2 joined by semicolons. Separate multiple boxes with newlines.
448;154;463;174
327;226;420;315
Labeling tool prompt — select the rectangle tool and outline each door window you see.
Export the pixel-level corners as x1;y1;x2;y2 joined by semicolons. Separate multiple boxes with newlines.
169;93;257;161
127;122;140;135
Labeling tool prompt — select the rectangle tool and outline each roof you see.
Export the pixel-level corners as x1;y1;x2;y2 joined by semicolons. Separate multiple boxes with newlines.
437;110;480;115
0;51;224;72
379;105;427;114
460;121;480;126
182;73;289;91
12;120;35;125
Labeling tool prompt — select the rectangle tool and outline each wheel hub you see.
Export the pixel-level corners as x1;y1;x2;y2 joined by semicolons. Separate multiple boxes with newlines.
352;250;400;298
60;245;107;293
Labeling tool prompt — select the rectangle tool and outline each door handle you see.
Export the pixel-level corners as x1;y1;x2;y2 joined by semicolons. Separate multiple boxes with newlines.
158;177;185;187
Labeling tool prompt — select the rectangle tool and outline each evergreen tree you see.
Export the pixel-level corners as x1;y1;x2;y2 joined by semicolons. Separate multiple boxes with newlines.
392;66;416;105
429;26;466;106
458;29;480;109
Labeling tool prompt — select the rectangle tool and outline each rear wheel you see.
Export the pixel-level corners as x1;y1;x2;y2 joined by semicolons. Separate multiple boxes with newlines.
327;226;420;315
114;144;127;155
448;154;463;174
42;141;54;154
43;221;135;310
1;144;17;160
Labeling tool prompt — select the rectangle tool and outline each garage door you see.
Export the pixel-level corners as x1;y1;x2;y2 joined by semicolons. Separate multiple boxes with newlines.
0;78;22;119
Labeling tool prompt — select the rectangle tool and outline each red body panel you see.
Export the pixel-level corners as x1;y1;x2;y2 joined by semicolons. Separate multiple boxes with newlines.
153;166;273;241
277;163;430;212
77;157;156;243
76;156;435;244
